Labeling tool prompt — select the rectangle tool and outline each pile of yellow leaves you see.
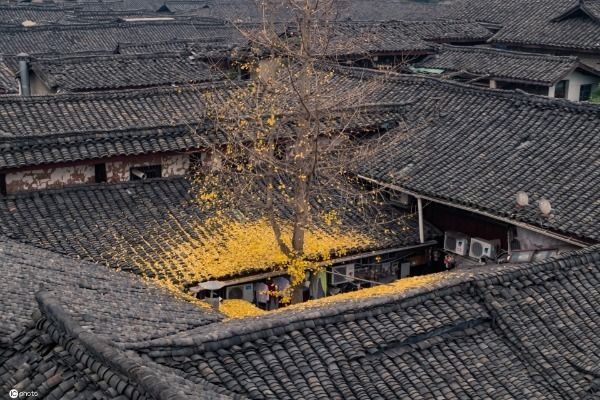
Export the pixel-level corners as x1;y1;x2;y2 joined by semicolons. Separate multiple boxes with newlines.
283;271;447;311
220;299;268;320
106;216;373;301
218;273;448;319
158;217;370;283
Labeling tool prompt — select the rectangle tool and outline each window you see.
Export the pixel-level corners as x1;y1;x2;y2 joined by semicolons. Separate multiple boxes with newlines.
95;163;107;183
0;174;6;196
579;84;593;101
554;80;569;98
508;250;535;263
130;164;162;181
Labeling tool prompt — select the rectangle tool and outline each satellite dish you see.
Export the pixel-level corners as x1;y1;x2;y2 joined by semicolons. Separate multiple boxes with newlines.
515;191;529;208
539;199;552;217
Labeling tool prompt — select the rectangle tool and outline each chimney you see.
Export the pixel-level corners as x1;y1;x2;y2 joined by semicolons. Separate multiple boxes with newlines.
17;53;30;96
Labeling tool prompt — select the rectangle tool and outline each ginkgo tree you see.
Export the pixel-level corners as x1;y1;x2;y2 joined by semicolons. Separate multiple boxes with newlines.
190;0;409;302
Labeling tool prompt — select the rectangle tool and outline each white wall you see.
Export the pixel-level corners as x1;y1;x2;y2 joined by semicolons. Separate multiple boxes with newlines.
551;69;599;101
106;154;189;182
515;227;579;252
5;165;95;193
29;72;53;95
3;154;191;193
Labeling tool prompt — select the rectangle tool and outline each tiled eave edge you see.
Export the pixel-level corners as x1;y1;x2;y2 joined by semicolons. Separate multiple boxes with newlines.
34;290;244;400
488;40;600;54
358;175;595;248
118;246;600;356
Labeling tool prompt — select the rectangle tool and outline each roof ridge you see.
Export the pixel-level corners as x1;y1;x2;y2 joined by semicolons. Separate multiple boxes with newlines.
388;72;600;113
0;18;197;32
0;123;192;146
31;51;194;65
436;44;579;62
4;176;186;198
339;19;485;27
0;80;223;101
0;4;80;10
34;289;239;400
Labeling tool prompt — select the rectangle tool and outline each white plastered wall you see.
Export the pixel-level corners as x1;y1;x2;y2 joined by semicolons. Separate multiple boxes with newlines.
106;154;189;182
5;165;95;193
549;70;599;101
515;227;579;252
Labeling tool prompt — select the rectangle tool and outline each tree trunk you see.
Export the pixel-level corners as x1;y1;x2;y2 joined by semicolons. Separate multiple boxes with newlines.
290;177;309;304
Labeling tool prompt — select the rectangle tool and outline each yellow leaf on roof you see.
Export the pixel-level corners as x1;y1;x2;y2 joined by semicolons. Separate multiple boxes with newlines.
220;299;268;320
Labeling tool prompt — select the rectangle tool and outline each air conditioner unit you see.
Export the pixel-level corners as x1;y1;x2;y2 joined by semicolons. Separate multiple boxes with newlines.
444;231;470;256
332;264;355;285
469;238;497;259
389;192;411;207
226;283;254;302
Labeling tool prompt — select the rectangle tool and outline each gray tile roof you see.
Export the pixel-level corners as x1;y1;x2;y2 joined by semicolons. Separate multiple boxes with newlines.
325;21;492;57
3;225;600;399
175;0;286;23
0;60;18;94
0;124;210;169
340;0;455;22
191;23;254;45
356;73;600;242
0;20;203;56
117;39;233;56
76;0;165;12
30;53;220;92
446;0;547;25
0;234;233;400
0;238;233;395
115;245;600;399
493;17;600;52
0;67;406;169
0;63;597;240
0;68;378;138
0;239;227;399
173;0;453;23
0;101;406;169
416;45;591;85
1;322;239;400
158;1;214;14
0;66;598;243
0;237;221;342
0;177;435;283
68;9;164;23
387;20;492;43
0;4;74;26
447;0;600;51
0;85;208;136
551;0;600;23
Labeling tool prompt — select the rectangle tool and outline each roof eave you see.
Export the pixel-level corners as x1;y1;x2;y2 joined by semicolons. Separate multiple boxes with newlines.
551;4;600;24
219;241;438;286
550;5;582;22
489;41;600;54
358;175;595;248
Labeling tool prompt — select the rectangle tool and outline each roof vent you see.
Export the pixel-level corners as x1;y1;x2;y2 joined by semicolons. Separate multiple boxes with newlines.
17;53;30;96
